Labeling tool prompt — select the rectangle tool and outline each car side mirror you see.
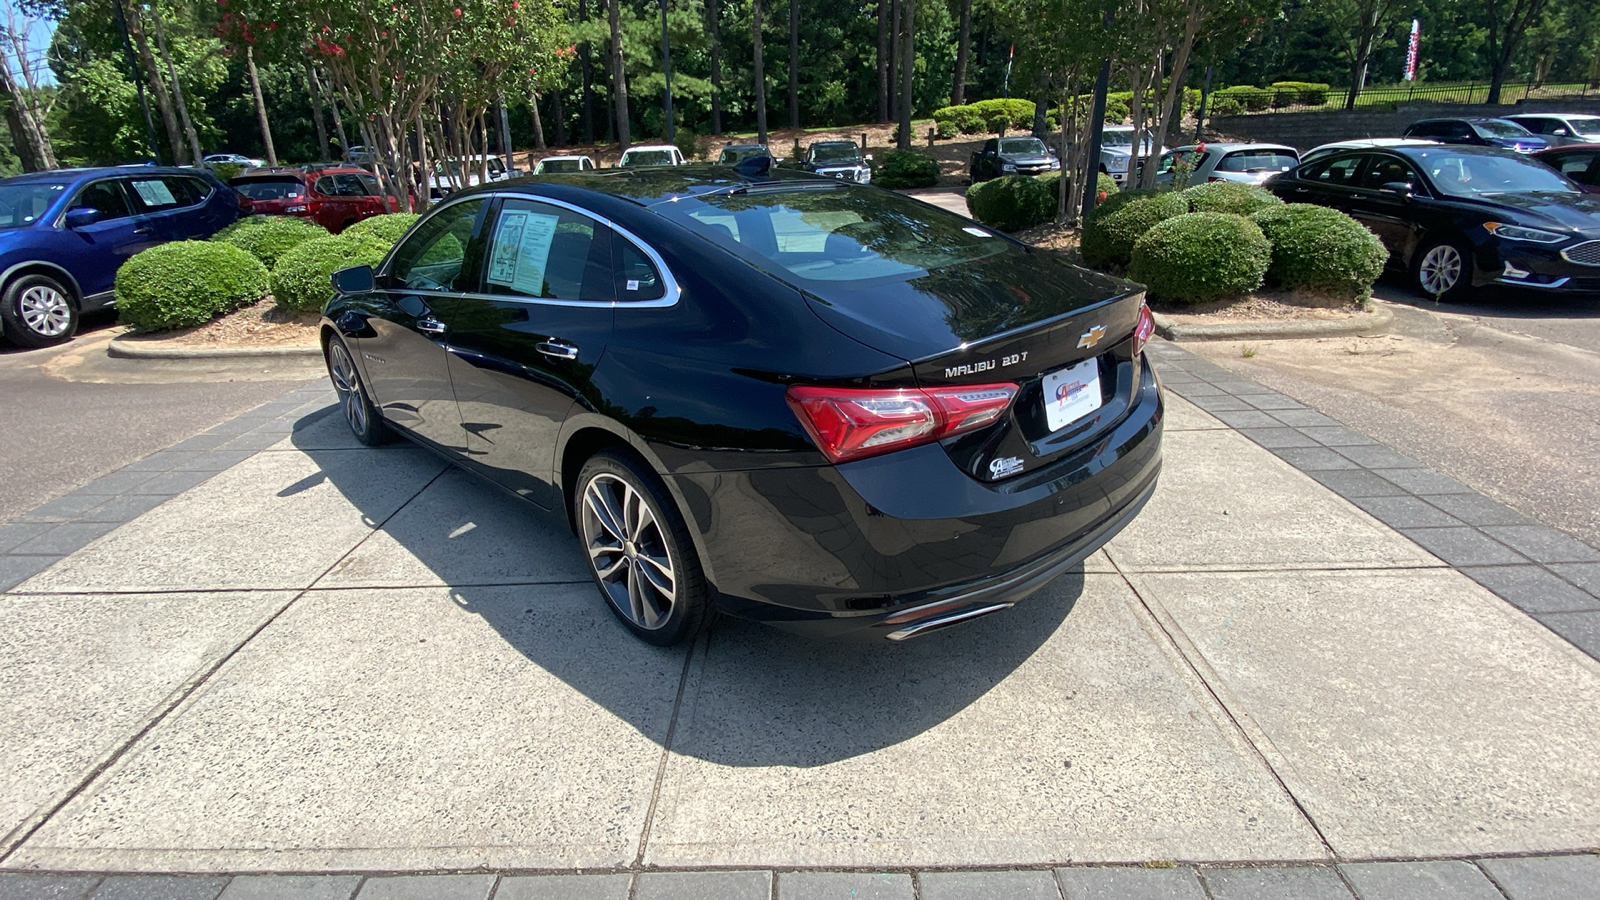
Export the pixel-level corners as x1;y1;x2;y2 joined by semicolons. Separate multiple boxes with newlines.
865;153;873;161
1379;181;1414;197
1553;128;1569;136
64;207;102;228
331;264;375;294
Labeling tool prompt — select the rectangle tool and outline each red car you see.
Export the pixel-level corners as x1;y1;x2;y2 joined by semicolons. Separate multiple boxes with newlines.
1533;146;1600;194
229;167;398;233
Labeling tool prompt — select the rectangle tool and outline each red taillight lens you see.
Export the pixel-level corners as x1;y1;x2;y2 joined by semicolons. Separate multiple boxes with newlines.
1132;302;1155;356
1207;175;1224;182
787;382;1018;463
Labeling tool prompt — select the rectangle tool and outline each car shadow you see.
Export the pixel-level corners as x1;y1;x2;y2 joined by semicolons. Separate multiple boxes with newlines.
1376;273;1600;320
291;412;1079;767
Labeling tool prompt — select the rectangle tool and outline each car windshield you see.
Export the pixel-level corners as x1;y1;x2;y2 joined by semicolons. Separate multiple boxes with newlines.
661;185;1005;284
999;138;1047;156
624;150;676;166
810;144;862;163
1473;120;1531;138
540;159;585;173
232;177;305;200
1420;151;1576;196
1568;117;1600;136
1216;150;1298;173
0;181;69;228
1101;129;1155;149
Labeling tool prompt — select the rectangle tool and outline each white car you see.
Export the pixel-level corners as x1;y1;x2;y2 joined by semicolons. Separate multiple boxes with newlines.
1099;126;1163;186
203;152;265;168
1154;142;1300;187
535;155;597;174
429;155;514;198
1503;113;1600;147
1299;138;1437;165
618;144;686;167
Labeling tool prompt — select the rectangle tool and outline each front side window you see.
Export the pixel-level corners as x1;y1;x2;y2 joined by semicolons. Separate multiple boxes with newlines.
73;180;133;221
1568;117;1600;136
1473;120;1531;138
388;198;484;291
483;198;608;301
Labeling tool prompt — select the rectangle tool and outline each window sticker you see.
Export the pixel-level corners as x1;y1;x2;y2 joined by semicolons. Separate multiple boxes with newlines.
486;209;560;296
130;179;177;207
626;279;640;291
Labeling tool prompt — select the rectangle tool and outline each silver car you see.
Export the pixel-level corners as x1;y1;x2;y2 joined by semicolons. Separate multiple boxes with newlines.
1099;126;1162;186
1153;142;1300;187
1504;113;1600;148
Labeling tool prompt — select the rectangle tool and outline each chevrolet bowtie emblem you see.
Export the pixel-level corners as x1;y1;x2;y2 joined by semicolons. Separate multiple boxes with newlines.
1077;325;1107;349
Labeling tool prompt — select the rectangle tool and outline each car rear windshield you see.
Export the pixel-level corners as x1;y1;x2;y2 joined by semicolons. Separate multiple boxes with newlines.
999;138;1048;156
660;185;1006;285
1473;120;1531;138
810;144;862;163
541;159;584;173
1419;151;1576;196
0;181;69;227
1216;150;1298;173
232;176;305;200
624;150;676;166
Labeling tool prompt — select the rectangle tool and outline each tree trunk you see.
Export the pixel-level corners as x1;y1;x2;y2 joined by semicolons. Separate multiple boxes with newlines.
531;93;547;150
415;112;430;210
245;45;278;166
897;0;915;149
890;0;902;126
149;7;202;165
552;89;568;146
305;63;331;161
752;0;768;144
608;0;631;149
317;69;350;156
952;0;972;106
708;0;722;133
121;0;185;165
579;0;596;143
788;0;799;131
0;53;54;170
876;0;889;122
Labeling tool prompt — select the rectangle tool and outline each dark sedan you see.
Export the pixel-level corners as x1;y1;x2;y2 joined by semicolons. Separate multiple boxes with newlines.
1268;145;1600;298
320;166;1163;645
1403;117;1550;154
1534;145;1600;193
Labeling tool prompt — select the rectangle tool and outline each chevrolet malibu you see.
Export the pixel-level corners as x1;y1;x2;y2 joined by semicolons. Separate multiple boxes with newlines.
320;165;1163;645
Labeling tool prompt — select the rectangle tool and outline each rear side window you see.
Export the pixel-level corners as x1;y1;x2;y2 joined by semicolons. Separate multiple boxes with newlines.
615;240;666;301
482;198;611;301
1302;155;1364;185
127;176;204;211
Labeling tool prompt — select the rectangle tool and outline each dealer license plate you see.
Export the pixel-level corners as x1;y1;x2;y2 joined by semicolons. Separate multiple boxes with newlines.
1042;358;1103;432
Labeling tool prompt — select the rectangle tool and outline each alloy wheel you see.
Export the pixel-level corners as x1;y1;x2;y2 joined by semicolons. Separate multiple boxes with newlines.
328;341;369;435
1419;244;1463;296
581;473;676;630
18;285;72;337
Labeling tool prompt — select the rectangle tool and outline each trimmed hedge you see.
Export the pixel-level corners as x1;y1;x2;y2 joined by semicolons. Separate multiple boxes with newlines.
874;149;940;188
343;212;420;245
115;241;269;331
271;233;391;314
967;175;1055;232
1180;181;1283;216
1251;204;1387;299
215;215;329;268
1079;189;1188;269
1129;212;1271;303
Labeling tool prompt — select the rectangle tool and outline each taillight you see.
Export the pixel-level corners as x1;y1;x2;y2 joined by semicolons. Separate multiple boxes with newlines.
1206;175;1224;182
1132;302;1155;356
787;383;1018;464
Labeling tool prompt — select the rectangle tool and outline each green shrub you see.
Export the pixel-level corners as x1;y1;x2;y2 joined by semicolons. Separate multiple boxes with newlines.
115;241;269;331
343;212;420;245
1206;94;1245;117
1269;81;1331;105
270;233;391;314
1080;189;1188;269
673;127;712;161
1216;85;1272;112
933;104;986;138
212;214;276;242
971;98;1035;132
215;215;329;268
1129;212;1271;303
966;175;1055;231
874;149;940;188
1251;203;1387;299
1180;181;1283;216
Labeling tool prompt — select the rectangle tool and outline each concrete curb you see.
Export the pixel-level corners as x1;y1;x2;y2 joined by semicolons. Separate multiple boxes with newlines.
1152;304;1394;343
108;334;321;360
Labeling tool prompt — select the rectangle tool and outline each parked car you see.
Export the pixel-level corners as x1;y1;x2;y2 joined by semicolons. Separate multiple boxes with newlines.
1098;126;1161;186
1402;117;1549;154
1299;138;1437;165
800;140;873;183
970;135;1059;182
1266;144;1600;298
429;155;514;198
0;167;241;348
534;155;597;174
618;145;686;168
345;146;378;166
203;152;265;169
717;143;772;165
1504;113;1600;148
319;168;1162;645
230;167;399;233
1533;145;1600;193
1153;142;1300;186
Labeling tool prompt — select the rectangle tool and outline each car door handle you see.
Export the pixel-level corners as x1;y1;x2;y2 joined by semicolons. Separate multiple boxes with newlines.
416;317;447;336
537;340;579;360
133;223;153;234
1293;187;1309;193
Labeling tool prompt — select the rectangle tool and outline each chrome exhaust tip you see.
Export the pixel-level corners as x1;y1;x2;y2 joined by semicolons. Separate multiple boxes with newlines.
884;603;1015;641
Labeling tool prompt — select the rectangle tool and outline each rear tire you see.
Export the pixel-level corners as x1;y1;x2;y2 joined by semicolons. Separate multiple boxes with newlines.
576;450;711;647
1412;237;1474;302
2;274;78;349
324;335;394;446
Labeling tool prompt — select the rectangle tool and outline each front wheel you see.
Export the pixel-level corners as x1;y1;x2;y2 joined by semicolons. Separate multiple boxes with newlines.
576;450;711;646
1412;237;1474;301
1;274;78;349
325;336;393;445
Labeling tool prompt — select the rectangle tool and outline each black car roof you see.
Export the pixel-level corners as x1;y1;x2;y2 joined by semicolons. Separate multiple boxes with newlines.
492;165;836;207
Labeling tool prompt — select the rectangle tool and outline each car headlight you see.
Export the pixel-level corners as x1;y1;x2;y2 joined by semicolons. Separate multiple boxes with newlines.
1001;163;1017;172
1484;222;1568;244
1106;156;1129;171
1049;159;1061;170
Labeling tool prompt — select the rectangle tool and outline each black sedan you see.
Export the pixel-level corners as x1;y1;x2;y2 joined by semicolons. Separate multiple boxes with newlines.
320;165;1162;645
1267;145;1600;298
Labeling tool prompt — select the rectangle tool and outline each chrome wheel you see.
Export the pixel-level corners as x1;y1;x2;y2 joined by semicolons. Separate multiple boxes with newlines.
18;285;72;337
1418;244;1463;296
328;340;368;436
581;472;676;631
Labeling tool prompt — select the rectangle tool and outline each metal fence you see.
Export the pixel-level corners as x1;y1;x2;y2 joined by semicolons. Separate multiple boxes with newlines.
1209;81;1599;116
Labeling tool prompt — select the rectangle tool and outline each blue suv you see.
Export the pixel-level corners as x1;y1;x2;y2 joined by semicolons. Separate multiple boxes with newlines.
0;167;243;348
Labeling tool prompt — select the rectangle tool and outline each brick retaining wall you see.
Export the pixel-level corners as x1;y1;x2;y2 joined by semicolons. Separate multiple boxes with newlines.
1206;98;1600;151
